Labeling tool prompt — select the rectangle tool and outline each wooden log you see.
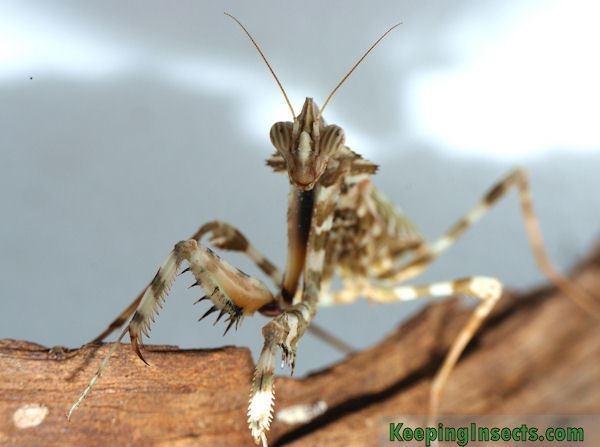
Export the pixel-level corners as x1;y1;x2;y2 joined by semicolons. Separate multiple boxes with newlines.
1;248;599;446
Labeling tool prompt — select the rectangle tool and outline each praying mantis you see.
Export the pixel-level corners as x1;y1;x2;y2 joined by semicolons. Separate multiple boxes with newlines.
67;13;599;446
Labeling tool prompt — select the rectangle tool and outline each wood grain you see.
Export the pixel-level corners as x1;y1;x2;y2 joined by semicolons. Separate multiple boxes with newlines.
1;248;599;446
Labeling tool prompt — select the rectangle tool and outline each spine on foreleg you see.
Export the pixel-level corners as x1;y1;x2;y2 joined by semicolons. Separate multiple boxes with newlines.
175;240;274;331
248;340;276;446
128;250;180;362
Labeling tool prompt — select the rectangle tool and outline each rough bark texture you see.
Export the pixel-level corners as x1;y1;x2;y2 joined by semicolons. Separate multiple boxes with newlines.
1;249;600;446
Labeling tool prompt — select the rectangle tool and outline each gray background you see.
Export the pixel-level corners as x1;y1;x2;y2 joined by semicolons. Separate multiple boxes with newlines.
1;0;599;375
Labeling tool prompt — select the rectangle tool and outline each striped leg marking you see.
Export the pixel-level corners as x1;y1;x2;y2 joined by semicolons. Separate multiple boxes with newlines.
91;289;144;343
378;169;599;318
248;301;316;446
322;277;502;416
193;221;283;285
363;276;503;415
248;175;343;445
92;220;282;344
318;278;370;307
197;221;351;354
68;239;274;420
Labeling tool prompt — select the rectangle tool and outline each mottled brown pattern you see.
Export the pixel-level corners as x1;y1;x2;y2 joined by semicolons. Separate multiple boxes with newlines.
318;168;344;187
305;270;322;294
313;200;336;228
311;232;328;252
325;171;425;286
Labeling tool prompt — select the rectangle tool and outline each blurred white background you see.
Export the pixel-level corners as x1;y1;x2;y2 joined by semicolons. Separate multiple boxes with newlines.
1;0;599;375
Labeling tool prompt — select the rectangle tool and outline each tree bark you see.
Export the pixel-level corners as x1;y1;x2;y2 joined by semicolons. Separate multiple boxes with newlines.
1;249;600;446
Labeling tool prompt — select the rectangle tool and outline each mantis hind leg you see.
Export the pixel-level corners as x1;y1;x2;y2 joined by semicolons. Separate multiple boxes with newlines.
375;169;599;318
362;276;503;415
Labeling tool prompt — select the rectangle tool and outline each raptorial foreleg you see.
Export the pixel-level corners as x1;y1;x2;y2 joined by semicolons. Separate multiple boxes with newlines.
68;250;181;419
247;170;344;445
197;221;351;353
248;300;316;446
92;220;281;343
68;238;274;419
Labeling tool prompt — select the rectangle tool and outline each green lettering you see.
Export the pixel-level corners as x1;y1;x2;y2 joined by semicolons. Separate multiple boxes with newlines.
425;427;437;447
554;427;566;441
457;427;468;447
528;427;538;441
389;423;404;441
478;426;490;441
444;426;456;441
567;427;584;442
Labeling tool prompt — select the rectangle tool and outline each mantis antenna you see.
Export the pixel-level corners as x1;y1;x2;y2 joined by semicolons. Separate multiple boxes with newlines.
225;12;296;119
319;22;402;117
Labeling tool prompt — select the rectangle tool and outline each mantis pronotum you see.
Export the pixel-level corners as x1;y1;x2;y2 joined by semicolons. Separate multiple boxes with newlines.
68;13;600;446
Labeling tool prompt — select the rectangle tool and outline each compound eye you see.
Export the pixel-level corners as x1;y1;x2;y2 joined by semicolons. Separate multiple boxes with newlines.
270;121;294;153
320;125;345;155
